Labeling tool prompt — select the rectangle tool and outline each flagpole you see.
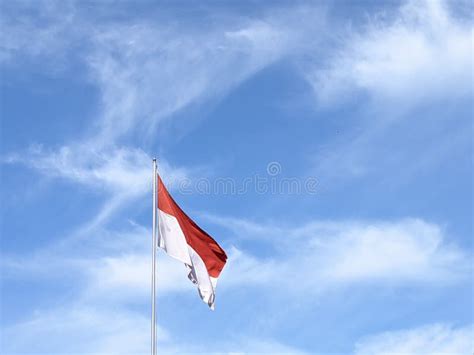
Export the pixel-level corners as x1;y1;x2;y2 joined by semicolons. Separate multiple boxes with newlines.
151;158;157;355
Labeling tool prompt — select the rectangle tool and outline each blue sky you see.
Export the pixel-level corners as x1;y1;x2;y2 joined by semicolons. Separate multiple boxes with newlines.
0;0;472;353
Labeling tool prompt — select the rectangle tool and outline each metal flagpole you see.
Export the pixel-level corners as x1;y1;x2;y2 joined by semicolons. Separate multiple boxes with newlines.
151;158;157;355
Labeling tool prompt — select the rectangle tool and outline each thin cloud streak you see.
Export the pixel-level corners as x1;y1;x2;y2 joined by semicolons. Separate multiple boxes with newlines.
1;2;327;232
309;0;472;107
4;143;189;196
3;143;193;230
1;2;327;145
1;215;470;352
3;216;469;300
354;323;473;355
305;0;473;182
217;217;470;292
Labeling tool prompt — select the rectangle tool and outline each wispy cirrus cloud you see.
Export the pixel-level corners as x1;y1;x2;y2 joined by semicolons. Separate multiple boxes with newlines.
0;220;307;353
1;2;327;229
64;217;471;303
1;215;470;352
3;1;470;188
213;217;470;291
1;304;167;354
4;216;468;302
354;323;473;355
309;0;472;108
1;301;308;354
4;143;189;196
1;1;326;145
81;4;327;144
88;19;295;143
0;1;80;69
75;216;474;298
305;0;473;182
3;143;192;229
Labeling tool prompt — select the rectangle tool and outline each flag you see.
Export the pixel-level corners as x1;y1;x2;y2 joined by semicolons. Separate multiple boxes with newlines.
157;175;227;309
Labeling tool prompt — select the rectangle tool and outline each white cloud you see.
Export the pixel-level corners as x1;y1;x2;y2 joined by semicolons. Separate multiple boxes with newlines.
1;304;168;354
0;219;307;353
6;144;149;194
1;301;307;354
4;143;189;196
3;216;467;308
85;10;316;143
305;0;473;182
1;2;315;144
0;1;80;68
38;216;466;305
224;339;308;355
0;3;330;237
3;1;471;188
0;3;324;228
209;217;469;292
310;0;472;107
64;217;472;303
312;219;466;283
354;323;473;355
3;142;194;229
1;215;470;353
1;2;331;146
82;252;195;304
1;222;191;297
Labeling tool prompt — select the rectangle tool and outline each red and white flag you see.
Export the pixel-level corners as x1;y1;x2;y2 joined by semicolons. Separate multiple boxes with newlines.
157;175;227;309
